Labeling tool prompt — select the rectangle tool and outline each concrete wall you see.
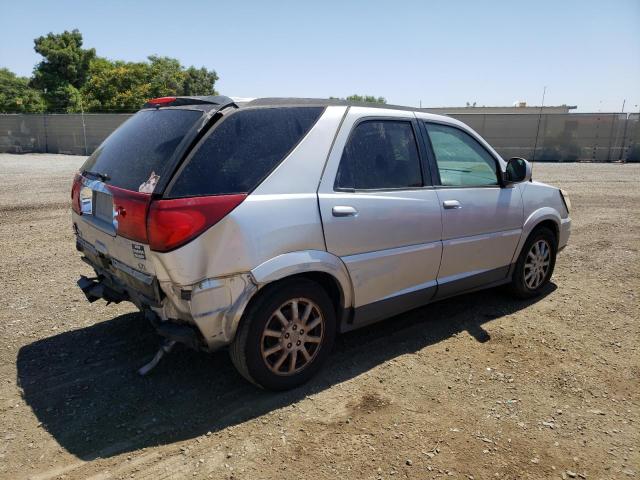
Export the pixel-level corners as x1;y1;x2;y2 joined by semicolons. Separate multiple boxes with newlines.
426;106;576;114
450;113;638;162
0;114;131;155
0;112;638;162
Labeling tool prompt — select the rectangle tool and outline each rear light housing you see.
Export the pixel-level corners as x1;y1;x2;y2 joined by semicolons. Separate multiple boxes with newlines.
72;171;245;251
147;194;247;252
110;186;151;243
71;172;82;214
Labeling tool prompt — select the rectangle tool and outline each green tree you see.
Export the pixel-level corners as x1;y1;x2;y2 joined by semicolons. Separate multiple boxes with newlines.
147;55;184;98
80;56;219;112
30;29;96;111
16;29;219;112
0;68;46;113
182;66;218;96
81;58;153;112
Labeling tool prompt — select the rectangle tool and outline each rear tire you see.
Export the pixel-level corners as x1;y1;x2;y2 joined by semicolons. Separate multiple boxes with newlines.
229;279;336;390
509;227;557;299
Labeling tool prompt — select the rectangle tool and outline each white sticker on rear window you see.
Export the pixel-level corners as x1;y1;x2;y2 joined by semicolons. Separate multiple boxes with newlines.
139;171;160;193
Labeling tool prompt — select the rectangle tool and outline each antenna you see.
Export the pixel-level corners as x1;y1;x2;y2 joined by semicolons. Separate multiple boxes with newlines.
531;86;547;175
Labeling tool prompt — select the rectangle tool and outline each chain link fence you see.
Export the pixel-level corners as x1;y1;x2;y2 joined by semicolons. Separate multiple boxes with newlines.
1;112;639;161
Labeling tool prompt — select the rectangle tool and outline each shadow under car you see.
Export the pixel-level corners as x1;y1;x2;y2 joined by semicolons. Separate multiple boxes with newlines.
16;283;555;460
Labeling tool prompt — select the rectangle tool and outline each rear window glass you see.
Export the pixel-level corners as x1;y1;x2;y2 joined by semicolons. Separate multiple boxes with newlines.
81;109;201;191
168;107;323;197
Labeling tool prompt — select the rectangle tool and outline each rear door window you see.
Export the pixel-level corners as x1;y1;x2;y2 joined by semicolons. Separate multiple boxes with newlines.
168;107;324;197
335;120;423;190
81;109;202;191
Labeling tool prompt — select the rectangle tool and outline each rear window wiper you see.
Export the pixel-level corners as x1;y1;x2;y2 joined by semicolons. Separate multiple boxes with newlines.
82;170;111;182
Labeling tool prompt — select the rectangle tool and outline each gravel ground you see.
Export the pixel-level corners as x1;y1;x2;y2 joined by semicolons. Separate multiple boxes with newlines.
0;154;638;480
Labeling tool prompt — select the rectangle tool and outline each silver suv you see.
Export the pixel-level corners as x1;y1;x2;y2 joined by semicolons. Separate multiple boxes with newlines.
72;96;571;390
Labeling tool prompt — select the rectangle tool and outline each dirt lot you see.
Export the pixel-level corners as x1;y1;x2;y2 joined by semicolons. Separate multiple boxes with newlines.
0;154;638;480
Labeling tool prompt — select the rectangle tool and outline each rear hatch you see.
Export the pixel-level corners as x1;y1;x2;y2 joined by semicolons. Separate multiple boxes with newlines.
72;98;326;305
71;98;233;301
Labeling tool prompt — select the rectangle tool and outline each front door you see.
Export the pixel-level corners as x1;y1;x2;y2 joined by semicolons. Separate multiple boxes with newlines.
318;108;443;327
420;121;523;297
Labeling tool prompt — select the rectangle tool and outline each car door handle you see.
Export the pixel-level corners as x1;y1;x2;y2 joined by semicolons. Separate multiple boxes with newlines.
443;200;462;209
332;206;358;217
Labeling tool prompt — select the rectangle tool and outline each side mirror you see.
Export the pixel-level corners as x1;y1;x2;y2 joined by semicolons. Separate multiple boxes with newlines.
503;157;531;185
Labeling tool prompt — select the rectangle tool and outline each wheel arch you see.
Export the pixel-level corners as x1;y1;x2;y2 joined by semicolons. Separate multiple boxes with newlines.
249;250;354;314
512;208;561;262
534;219;559;243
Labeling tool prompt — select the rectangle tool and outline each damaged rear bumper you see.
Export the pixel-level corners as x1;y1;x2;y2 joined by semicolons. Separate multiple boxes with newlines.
76;245;257;352
78;276;201;349
152;274;257;351
77;275;128;304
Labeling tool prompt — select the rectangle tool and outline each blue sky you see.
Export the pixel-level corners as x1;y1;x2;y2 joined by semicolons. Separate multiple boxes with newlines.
1;0;639;112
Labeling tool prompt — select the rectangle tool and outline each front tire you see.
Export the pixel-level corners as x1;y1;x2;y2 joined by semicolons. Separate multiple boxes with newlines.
229;279;336;390
509;227;557;299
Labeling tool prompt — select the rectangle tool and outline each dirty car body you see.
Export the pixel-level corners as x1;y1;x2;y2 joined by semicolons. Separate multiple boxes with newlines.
72;96;571;389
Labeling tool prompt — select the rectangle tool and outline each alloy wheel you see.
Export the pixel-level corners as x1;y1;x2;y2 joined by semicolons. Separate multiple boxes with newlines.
260;298;324;376
524;239;551;289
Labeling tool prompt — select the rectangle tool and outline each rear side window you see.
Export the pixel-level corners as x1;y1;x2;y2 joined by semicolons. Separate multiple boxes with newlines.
168;107;323;197
424;122;498;187
81;109;202;191
335;120;423;190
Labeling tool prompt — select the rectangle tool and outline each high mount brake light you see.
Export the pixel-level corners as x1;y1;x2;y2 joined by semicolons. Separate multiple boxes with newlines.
147;194;247;252
147;96;176;105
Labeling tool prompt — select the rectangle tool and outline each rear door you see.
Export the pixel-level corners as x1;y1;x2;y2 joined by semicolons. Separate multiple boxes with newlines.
419;120;523;297
318;108;442;327
73;107;205;275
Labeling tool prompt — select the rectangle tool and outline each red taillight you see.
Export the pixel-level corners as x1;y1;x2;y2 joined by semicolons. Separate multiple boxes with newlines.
109;185;151;243
71;172;82;214
147;194;246;252
147;96;176;105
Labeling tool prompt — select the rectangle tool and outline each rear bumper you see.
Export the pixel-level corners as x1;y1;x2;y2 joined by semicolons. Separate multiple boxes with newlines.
76;238;257;351
76;235;161;307
153;274;257;351
77;275;128;304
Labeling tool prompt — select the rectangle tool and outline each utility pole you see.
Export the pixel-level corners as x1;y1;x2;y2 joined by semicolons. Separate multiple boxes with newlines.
532;86;547;164
80;97;88;156
43;87;49;153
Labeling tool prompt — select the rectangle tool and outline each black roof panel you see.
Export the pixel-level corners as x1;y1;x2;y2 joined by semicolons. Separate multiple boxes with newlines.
242;97;423;113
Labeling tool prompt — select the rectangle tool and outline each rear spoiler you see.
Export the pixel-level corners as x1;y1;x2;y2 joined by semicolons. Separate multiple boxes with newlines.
143;95;237;109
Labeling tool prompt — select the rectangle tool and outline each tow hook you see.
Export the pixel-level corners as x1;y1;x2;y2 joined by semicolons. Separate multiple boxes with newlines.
138;339;176;376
